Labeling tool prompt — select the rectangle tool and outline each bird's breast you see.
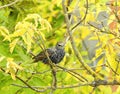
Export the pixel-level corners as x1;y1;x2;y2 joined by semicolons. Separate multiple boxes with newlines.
49;49;65;64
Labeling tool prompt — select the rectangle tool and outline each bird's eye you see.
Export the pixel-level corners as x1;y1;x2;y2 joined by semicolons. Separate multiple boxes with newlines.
58;44;61;46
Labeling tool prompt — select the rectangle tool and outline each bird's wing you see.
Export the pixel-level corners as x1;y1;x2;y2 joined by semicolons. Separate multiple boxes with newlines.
32;47;56;62
46;47;56;56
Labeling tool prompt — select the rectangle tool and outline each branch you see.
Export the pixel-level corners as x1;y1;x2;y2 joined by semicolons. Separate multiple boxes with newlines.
71;0;88;30
64;0;88;44
27;64;106;74
28;69;51;74
11;80;120;89
34;33;57;92
56;65;88;82
87;22;112;34
50;66;57;92
106;60;119;76
33;34;55;67
0;0;20;9
90;87;97;94
16;76;47;92
0;68;47;92
112;0;120;23
88;22;120;40
62;0;103;80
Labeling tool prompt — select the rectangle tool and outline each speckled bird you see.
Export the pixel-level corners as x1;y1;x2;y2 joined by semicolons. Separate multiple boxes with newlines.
33;42;65;64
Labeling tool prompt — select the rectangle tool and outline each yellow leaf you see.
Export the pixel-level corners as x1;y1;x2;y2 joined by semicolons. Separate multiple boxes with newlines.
0;26;9;35
40;31;46;40
116;75;120;82
12;29;26;37
86;13;95;22
22;35;27;44
15;22;32;31
96;57;105;73
13;22;33;37
40;19;52;32
80;26;90;39
26;33;32;53
24;14;41;22
44;19;52;31
11;71;16;80
3;35;11;42
0;26;11;41
27;28;34;43
89;36;98;40
0;56;5;62
95;0;100;3
24;14;41;28
10;38;19;53
52;0;62;6
106;50;120;74
6;58;23;80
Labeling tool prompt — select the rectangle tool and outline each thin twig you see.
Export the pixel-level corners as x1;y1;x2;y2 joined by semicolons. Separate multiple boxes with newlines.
114;61;119;77
71;0;88;31
0;68;47;92
112;0;120;23
106;60;119;75
0;0;20;9
56;65;88;82
33;34;55;66
27;64;106;74
87;22;112;34
56;65;85;82
87;22;120;40
64;0;88;44
28;69;51;74
50;66;57;91
89;87;97;94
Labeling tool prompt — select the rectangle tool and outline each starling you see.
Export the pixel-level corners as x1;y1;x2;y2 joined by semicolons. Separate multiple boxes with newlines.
33;42;65;64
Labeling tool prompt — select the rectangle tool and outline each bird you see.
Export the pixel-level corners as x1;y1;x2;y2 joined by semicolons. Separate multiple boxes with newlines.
32;42;65;64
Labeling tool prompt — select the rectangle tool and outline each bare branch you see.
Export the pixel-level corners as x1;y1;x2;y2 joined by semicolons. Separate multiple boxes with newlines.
106;60;119;76
64;0;88;44
16;76;47;92
0;67;47;92
87;22;112;34
0;0;20;9
11;80;120;89
62;0;103;80
56;65;88;82
71;0;88;30
34;33;57;92
51;66;57;91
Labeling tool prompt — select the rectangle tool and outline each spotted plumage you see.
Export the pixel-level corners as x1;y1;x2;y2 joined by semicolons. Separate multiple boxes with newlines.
33;42;65;64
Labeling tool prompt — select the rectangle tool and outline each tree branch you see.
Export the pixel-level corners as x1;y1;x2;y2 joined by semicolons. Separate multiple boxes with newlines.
0;67;47;92
62;0;103;80
71;0;88;30
11;80;120;89
0;0;20;9
56;65;88;82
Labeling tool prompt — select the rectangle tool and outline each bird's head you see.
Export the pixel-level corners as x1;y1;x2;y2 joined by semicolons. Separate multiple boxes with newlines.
56;42;65;49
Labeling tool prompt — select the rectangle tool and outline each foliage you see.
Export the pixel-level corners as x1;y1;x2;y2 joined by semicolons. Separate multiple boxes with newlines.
0;0;120;94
